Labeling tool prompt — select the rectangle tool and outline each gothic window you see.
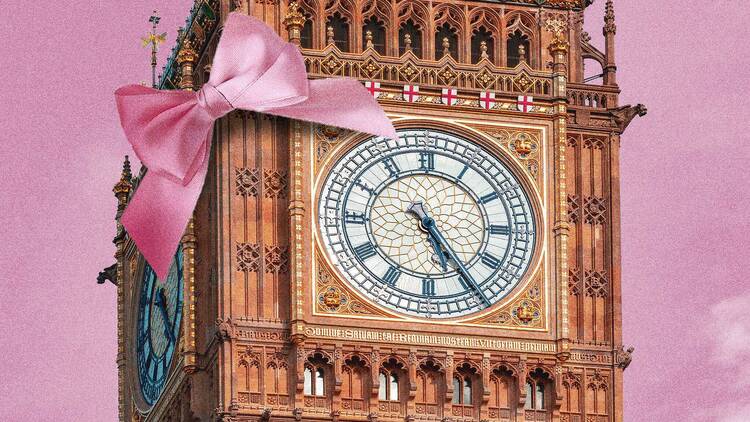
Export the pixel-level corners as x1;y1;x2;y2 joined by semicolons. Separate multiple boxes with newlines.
435;23;458;59
471;27;494;64
507;30;530;67
489;367;516;419
399;20;422;58
342;356;369;411
415;361;443;416
362;16;386;54
451;363;479;418
300;17;313;49
378;371;399;401
326;13;350;52
304;365;326;397
525;369;552;412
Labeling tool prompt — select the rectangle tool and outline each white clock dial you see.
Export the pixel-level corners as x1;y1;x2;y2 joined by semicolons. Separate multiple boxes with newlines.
318;129;536;318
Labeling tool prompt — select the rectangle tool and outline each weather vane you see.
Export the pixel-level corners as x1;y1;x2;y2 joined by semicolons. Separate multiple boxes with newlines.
142;10;167;87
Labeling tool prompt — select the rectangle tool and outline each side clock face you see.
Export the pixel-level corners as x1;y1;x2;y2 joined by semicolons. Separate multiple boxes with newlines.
136;248;183;407
318;129;536;318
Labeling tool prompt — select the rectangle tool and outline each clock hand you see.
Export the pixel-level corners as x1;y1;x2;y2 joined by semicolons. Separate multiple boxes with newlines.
406;201;491;307
154;288;176;343
427;233;448;272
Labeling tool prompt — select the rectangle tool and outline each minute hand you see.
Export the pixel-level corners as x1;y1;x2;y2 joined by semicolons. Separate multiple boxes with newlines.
406;202;491;307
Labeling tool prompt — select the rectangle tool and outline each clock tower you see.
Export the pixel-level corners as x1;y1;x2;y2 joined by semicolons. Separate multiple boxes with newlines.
107;0;644;420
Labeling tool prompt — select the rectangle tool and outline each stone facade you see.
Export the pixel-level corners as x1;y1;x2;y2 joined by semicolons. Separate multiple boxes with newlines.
112;0;642;420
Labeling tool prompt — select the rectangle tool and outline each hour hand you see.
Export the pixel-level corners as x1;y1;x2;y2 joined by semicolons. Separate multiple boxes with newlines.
155;289;175;343
427;235;448;272
406;202;447;271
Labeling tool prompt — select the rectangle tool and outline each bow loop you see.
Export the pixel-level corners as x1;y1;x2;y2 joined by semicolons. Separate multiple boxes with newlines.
115;12;396;279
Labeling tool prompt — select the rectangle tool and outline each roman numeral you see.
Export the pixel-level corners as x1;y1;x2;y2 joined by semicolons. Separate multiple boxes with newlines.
489;224;510;235
355;181;374;195
383;267;401;286
457;165;469;180
419;152;435;171
353;242;377;261
422;279;436;296
344;211;367;225
382;157;400;177
481;253;502;269
479;191;500;204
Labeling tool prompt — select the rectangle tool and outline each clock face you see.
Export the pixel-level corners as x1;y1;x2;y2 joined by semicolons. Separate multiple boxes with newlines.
136;248;183;407
318;129;536;318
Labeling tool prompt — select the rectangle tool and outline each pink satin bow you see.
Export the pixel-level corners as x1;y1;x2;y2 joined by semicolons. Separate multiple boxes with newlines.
115;12;396;279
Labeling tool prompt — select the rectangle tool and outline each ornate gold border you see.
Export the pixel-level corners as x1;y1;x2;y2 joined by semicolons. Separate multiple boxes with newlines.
308;115;551;331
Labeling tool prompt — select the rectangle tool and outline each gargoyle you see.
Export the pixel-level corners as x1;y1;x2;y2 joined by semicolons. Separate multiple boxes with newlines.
97;263;117;286
610;104;647;133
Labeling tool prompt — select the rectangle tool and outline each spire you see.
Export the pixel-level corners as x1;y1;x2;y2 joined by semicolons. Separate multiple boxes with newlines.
603;0;617;85
114;156;133;216
604;0;617;35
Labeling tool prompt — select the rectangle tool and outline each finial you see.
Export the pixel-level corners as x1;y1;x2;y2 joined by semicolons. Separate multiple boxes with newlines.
518;44;526;63
604;0;617;35
114;156;133;209
177;39;198;91
365;30;374;49
480;40;489;60
327;26;335;45
442;37;451;57
284;2;306;45
403;33;412;52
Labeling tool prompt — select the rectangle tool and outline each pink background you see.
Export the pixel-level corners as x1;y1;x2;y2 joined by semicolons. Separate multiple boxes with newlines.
1;1;747;420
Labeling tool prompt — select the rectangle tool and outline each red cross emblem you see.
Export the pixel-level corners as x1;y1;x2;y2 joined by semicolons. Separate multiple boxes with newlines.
365;81;381;98
517;95;534;112
441;88;458;106
403;85;420;103
480;91;496;110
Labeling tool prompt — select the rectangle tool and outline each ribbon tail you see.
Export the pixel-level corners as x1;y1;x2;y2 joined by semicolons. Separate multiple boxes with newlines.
121;154;209;280
268;78;397;140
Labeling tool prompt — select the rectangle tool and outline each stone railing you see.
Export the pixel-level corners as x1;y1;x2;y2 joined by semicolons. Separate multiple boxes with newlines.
566;83;620;109
302;47;554;98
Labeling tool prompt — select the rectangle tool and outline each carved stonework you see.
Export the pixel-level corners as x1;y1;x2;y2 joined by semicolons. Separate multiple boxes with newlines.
263;169;288;199
479;127;542;181
615;346;635;370
586;370;608;390
264;245;289;274
568;194;581;223
584;270;609;298
568;267;582;296
474;276;545;328
236;242;261;272
583;137;605;150
583;196;607;225
315;256;387;316
236;167;260;197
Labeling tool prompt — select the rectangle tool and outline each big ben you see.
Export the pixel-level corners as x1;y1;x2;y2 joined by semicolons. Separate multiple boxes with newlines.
106;0;644;420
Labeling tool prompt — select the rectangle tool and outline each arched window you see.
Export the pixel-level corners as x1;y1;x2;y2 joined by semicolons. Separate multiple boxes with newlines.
304;366;326;396
507;29;530;67
525;369;550;411
399;20;422;58
452;375;472;404
471;27;494;64
315;368;325;396
435;23;458;59
389;373;399;401
326;13;350;52
452;376;462;404
300;17;313;49
304;367;313;395
362;16;386;54
378;372;388;400
379;370;400;401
